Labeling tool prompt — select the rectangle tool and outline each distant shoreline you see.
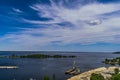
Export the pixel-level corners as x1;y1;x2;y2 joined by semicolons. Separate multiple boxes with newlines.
0;51;113;53
0;54;76;59
113;52;120;54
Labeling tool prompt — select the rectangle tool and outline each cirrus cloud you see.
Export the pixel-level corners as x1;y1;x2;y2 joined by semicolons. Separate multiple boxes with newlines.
1;0;120;50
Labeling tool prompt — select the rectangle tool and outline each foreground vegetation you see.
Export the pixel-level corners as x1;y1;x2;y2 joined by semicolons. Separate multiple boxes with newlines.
90;73;105;80
43;74;56;80
90;68;120;80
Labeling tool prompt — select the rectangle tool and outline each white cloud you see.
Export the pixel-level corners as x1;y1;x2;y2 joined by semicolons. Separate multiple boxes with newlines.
28;1;120;25
1;0;120;49
13;8;23;13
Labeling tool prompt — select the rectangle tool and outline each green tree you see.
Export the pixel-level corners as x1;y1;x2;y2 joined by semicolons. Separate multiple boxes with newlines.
118;58;120;66
53;74;56;80
114;68;119;74
44;76;50;80
111;74;120;80
90;73;105;80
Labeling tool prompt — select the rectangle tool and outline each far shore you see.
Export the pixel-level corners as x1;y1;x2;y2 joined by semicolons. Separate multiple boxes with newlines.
0;54;76;59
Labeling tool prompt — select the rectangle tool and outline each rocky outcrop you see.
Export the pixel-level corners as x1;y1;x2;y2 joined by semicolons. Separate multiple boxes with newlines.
67;66;120;80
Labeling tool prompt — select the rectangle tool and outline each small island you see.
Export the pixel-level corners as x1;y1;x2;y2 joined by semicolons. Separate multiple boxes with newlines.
102;57;120;65
6;54;76;59
113;52;120;54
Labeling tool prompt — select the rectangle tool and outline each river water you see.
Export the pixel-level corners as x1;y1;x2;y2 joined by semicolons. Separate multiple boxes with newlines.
0;51;119;80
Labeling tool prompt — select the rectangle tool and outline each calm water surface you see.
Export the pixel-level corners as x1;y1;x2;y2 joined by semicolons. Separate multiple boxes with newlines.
0;52;119;80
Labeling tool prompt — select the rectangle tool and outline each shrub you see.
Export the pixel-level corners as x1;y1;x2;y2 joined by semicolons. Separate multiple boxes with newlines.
111;74;120;80
44;76;50;80
90;73;105;80
114;68;119;74
53;74;56;80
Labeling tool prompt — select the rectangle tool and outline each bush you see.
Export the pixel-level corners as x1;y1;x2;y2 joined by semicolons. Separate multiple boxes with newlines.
111;74;120;80
90;73;105;80
114;68;119;74
53;74;56;80
44;76;50;80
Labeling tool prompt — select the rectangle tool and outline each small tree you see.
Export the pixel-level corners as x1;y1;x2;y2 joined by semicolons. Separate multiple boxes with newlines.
111;74;120;80
90;73;105;80
118;58;120;66
44;76;50;80
114;68;119;74
53;74;56;80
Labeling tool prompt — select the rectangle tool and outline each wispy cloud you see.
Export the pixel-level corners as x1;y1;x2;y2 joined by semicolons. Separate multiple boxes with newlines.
27;1;120;25
1;0;120;50
13;8;23;13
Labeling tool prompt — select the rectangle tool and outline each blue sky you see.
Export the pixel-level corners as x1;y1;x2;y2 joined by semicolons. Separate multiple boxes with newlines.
0;0;120;52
